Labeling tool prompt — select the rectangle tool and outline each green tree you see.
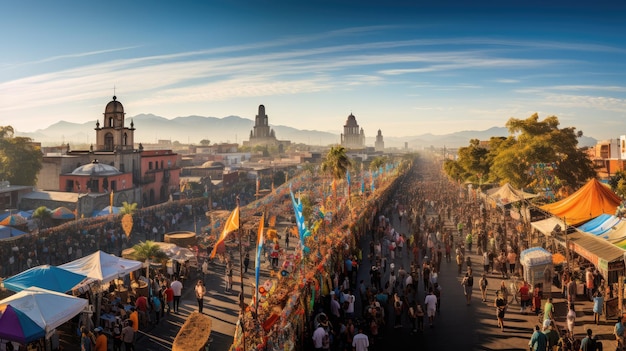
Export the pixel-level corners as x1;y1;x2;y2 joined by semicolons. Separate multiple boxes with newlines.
130;240;169;264
32;206;52;229
369;156;389;171
609;170;626;199
321;146;351;203
443;114;595;192
0;126;43;185
199;139;211;146
120;201;138;215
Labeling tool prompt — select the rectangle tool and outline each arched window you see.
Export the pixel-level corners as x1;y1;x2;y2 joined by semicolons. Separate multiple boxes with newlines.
108;117;113;127
123;133;128;145
104;132;114;151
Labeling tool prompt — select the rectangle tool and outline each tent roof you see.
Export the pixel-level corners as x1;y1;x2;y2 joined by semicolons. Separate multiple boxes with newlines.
0;286;88;333
486;183;538;205
567;230;626;264
540;178;622;226
531;217;568;236
59;250;142;284
0;304;45;344
2;265;87;293
0;225;28;240
577;214;620;235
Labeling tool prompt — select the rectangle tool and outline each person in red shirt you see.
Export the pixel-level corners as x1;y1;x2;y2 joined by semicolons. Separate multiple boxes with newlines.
163;284;174;314
519;281;531;315
135;295;149;327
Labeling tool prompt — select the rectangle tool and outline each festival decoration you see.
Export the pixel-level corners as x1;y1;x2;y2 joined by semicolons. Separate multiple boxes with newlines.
121;214;133;238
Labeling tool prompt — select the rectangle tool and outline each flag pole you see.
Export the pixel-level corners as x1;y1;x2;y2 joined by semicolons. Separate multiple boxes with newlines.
236;195;247;351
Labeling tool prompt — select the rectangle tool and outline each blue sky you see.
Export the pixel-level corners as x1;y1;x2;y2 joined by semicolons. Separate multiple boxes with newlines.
1;0;625;141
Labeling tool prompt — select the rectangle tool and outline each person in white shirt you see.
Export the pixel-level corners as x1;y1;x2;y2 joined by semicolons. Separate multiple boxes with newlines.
170;278;183;313
352;325;369;351
424;289;438;327
345;290;355;319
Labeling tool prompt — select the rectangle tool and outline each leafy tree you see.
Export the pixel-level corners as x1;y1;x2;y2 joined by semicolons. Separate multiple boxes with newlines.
199;139;211;146
609;170;626;199
443;114;596;193
0;126;43;185
32;206;52;229
369;156;389;171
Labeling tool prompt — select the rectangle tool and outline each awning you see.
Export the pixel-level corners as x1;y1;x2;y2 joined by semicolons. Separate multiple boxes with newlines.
531;217;568;236
566;231;625;275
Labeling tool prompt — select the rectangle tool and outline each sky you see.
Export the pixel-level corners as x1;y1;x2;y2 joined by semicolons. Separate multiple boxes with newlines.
1;0;626;141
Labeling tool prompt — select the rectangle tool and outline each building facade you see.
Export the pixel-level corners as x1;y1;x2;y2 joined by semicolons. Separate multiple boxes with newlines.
36;96;181;213
375;129;384;152
243;105;291;150
341;113;365;149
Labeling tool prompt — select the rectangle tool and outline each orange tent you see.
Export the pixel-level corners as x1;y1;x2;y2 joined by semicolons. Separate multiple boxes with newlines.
540;179;621;226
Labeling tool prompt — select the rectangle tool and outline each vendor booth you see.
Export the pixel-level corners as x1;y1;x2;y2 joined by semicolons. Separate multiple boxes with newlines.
520;247;553;288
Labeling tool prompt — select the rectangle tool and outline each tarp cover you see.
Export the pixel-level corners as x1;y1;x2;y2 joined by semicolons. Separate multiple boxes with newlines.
60;250;142;284
0;286;88;334
540;178;622;226
3;265;87;293
486;183;538;205
577;214;621;235
0;304;45;344
530;217;568;236
0;225;28;240
520;247;553;267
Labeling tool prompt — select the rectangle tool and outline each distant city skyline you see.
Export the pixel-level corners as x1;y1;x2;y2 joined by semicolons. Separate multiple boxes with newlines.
1;1;626;140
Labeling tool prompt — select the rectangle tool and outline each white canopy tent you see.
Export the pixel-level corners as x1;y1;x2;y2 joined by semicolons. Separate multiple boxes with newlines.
59;250;142;284
0;286;88;334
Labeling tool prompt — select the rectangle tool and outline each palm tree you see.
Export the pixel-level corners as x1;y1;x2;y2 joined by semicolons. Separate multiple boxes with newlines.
120;201;138;215
130;240;169;264
32;206;51;229
321;145;351;204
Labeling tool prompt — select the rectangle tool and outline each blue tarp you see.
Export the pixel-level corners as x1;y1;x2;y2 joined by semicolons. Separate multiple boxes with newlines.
576;214;621;235
0;225;27;240
2;265;87;293
92;206;121;217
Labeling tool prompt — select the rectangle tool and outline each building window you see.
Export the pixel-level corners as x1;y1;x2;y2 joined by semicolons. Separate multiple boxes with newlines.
120;163;125;172
161;160;164;169
104;132;114;151
111;180;117;192
149;162;153;170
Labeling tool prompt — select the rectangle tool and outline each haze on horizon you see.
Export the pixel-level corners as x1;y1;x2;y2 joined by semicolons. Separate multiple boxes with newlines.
1;1;625;141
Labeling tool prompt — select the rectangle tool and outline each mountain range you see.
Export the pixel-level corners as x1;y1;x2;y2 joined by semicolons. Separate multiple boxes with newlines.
14;114;598;149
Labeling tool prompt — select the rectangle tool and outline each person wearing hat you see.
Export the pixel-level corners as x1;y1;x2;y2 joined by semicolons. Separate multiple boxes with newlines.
93;327;107;351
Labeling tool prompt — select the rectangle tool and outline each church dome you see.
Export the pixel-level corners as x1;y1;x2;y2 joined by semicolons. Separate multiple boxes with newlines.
105;96;124;113
345;113;358;126
72;160;122;176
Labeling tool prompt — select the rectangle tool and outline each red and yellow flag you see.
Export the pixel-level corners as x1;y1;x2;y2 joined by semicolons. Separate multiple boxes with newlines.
210;206;240;258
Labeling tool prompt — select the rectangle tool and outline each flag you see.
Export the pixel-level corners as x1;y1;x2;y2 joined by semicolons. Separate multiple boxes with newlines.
256;175;260;195
210;206;240;258
290;184;306;245
255;212;265;311
109;190;114;213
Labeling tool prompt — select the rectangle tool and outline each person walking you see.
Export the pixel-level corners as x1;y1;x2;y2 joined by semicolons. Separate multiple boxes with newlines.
566;307;576;337
170;276;183;313
424;288;437;328
352;324;369;351
495;290;507;331
479;273;488;302
461;268;474;305
543;297;554;323
243;253;250;274
225;261;233;293
93;327;107;351
163;283;174;314
529;324;548;351
195;280;207;313
121;320;135;351
592;291;603;325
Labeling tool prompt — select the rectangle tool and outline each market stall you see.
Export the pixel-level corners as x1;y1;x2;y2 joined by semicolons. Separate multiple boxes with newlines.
520;247;553;288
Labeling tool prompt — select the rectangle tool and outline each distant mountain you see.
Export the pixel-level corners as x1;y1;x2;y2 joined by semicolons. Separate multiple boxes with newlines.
15;115;597;149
